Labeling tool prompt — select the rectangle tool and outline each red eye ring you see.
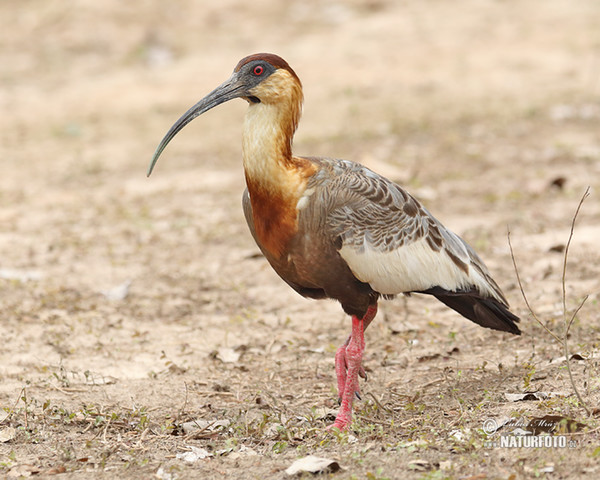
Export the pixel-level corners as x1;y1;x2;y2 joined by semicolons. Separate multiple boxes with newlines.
253;65;264;76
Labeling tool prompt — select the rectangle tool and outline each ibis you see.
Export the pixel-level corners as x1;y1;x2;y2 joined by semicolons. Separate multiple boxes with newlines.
148;53;520;431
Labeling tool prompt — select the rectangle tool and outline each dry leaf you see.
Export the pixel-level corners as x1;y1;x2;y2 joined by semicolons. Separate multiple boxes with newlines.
285;455;340;476
211;347;241;363
408;459;432;471
44;466;67;475
549;353;590;365
181;419;231;435
313;407;338;422
156;466;177;480
228;445;258;459
418;353;441;362
0;268;42;281
101;280;132;301
84;373;118;385
176;446;212;462
0;426;16;443
549;177;567;189
8;464;40;478
505;392;557;402
463;474;487;480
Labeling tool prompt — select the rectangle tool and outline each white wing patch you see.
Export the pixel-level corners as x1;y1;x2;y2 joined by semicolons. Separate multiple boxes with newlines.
339;237;497;297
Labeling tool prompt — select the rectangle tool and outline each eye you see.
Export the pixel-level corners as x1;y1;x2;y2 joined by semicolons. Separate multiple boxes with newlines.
252;65;264;76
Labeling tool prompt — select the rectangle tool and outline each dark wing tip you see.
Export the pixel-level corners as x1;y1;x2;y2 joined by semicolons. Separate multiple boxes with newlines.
421;287;521;335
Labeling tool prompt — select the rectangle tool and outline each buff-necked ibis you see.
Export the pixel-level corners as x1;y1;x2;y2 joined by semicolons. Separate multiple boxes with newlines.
148;53;520;431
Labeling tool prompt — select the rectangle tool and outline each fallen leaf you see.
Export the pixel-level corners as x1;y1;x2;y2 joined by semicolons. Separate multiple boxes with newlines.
228;445;258;459
449;428;469;441
0;268;42;281
285;455;340;476
418;353;441;362
181;419;231;435
313;407;338;422
101;280;132;301
8;464;40;478
549;353;590;364
0;426;16;442
549;177;567;189
505;392;560;402
84;373;118;385
176;446;212;462
212;383;231;392
215;447;234;456
43;465;67;475
211;347;241;363
408;459;432;471
156;466;177;480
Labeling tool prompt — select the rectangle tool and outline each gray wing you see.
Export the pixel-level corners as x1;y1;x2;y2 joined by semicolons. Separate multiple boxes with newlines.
301;158;508;305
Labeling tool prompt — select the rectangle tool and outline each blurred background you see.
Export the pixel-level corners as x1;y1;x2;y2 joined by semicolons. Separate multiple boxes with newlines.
1;0;598;299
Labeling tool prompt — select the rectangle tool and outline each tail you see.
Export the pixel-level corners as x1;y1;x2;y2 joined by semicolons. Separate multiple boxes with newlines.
420;286;521;335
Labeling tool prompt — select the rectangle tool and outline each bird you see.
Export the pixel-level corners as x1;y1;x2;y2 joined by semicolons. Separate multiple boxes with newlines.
147;53;521;432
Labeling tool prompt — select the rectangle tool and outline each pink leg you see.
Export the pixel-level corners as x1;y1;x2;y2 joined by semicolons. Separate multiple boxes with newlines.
333;305;377;400
328;314;365;431
328;305;377;431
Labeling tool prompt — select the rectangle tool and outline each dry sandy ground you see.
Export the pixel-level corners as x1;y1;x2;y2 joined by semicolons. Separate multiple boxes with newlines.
1;1;599;478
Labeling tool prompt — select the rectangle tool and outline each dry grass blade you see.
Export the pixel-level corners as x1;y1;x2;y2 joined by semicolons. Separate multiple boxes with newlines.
561;187;592;416
507;230;561;343
0;387;26;426
562;187;591;318
508;187;592;416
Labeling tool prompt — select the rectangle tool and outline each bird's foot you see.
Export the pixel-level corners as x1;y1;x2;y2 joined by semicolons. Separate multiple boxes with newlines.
334;339;367;400
326;415;351;432
333;305;378;400
327;315;366;432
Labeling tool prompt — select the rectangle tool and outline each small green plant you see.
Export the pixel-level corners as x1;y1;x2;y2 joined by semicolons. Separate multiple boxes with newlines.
272;440;288;453
522;362;536;390
366;468;391;480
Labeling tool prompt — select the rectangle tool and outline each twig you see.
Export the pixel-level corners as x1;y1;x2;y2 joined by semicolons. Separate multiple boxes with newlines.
508;187;592;417
22;388;28;429
0;387;26;425
507;230;561;343
561;187;591;416
562;187;590;317
366;392;392;413
183;419;221;440
102;416;112;443
175;382;189;423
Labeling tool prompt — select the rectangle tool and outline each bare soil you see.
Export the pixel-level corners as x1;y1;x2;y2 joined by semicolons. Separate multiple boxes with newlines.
1;1;599;478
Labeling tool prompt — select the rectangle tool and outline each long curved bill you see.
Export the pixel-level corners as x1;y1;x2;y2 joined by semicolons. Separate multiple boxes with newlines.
147;73;245;177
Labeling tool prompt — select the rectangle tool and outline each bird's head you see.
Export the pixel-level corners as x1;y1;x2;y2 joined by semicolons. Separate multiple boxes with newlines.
147;53;302;176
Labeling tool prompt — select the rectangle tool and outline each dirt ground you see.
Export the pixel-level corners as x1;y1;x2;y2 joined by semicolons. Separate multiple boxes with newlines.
1;0;599;478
